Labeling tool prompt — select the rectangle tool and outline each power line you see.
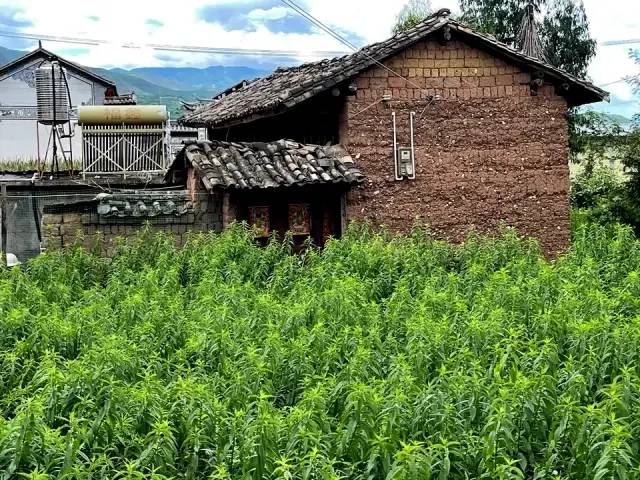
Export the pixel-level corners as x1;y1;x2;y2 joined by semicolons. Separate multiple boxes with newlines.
600;39;640;47
279;0;427;91
598;78;629;88
0;29;350;58
0;30;101;46
280;0;360;51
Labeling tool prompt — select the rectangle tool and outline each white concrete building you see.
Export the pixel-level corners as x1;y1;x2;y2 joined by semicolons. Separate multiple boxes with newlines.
0;45;116;165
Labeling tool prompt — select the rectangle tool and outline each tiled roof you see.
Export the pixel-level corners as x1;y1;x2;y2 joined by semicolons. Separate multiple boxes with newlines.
104;93;137;105
169;140;364;191
180;13;608;128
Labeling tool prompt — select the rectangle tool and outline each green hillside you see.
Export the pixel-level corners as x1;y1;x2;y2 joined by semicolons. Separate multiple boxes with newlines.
0;45;269;117
122;66;268;92
0;45;22;65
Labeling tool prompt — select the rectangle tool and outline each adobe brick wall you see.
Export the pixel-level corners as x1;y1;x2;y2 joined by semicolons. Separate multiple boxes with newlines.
340;39;571;256
41;193;223;256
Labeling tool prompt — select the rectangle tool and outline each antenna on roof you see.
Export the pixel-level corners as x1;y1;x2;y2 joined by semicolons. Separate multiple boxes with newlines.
38;39;42;49
517;1;547;61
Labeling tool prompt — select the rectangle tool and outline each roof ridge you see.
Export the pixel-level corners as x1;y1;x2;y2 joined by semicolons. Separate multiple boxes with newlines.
181;15;607;128
0;46;116;87
448;21;609;100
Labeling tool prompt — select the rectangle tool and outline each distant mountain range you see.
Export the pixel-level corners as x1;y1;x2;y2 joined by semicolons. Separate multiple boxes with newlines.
1;45;635;122
0;46;18;66
0;46;270;116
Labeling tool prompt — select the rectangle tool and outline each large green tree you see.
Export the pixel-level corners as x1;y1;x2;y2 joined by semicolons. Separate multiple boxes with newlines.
393;0;433;34
458;0;596;77
570;51;640;234
393;0;596;77
622;51;640;198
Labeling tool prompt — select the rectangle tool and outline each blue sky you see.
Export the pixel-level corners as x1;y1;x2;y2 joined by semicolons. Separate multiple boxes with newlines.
196;0;315;34
0;0;638;117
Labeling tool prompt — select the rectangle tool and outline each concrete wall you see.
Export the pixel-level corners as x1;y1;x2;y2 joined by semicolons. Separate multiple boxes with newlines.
340;38;571;255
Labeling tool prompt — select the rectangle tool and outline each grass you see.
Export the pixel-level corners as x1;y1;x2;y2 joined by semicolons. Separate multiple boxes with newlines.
1;223;640;478
0;158;83;174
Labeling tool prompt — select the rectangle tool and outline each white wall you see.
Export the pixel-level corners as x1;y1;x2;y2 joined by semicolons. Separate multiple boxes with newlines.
0;58;110;164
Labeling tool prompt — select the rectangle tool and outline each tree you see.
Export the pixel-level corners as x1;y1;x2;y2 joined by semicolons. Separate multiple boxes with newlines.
569;111;624;174
572;52;640;233
541;0;597;77
393;0;433;34
621;51;640;198
458;0;596;77
459;0;543;43
629;50;640;114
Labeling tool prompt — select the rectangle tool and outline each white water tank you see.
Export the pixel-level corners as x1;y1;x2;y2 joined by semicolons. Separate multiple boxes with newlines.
35;61;69;125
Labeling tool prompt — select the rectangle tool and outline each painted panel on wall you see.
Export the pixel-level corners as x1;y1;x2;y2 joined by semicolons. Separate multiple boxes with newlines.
0;64;39;105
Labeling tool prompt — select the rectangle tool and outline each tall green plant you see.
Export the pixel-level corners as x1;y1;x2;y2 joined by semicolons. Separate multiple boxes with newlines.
1;224;640;478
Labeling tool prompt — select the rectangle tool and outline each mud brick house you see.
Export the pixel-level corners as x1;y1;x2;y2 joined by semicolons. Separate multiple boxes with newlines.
179;10;608;255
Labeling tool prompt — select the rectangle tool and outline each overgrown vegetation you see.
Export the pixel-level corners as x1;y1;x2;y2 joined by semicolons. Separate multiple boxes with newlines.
569;108;640;233
2;223;640;478
0;158;83;174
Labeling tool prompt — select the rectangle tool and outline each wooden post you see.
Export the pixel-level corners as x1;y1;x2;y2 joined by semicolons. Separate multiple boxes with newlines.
340;191;348;237
1;183;7;267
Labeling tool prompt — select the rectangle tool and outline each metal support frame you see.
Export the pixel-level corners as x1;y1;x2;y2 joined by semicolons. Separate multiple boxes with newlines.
392;111;401;181
408;111;416;180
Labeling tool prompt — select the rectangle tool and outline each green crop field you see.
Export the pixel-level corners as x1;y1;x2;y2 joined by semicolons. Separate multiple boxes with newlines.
1;223;640;479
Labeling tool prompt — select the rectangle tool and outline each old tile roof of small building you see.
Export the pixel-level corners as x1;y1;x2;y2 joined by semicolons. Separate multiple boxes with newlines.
169;139;364;191
181;12;608;128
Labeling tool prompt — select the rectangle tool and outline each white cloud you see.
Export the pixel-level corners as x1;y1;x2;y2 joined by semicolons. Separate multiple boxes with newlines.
248;6;290;21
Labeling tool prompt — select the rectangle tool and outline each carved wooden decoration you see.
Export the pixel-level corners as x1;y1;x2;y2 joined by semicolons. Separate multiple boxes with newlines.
530;71;545;96
249;206;270;237
288;204;311;235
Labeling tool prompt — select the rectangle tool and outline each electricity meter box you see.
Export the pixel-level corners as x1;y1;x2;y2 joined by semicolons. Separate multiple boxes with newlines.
396;147;415;179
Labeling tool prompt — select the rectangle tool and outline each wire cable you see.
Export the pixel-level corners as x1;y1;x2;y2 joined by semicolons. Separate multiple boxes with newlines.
281;0;445;122
600;39;640;46
280;0;428;92
598;77;631;88
0;29;350;58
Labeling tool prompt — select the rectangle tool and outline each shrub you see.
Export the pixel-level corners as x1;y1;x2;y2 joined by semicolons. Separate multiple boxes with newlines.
570;162;622;209
2;224;640;478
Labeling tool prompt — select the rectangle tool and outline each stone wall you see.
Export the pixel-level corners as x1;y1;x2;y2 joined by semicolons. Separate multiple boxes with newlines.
340;38;571;255
42;192;222;255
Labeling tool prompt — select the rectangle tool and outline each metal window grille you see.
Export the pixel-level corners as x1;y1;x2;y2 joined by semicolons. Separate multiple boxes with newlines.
81;124;167;177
